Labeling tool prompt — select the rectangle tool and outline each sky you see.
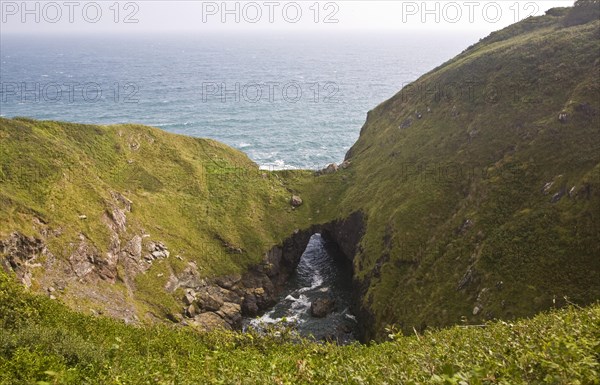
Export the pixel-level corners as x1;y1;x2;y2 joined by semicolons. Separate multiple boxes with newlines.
0;1;576;35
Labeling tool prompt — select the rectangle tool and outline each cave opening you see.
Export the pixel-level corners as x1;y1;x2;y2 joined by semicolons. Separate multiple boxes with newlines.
243;233;359;344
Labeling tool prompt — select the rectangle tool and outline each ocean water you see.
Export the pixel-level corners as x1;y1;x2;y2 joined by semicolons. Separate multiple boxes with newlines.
245;234;357;343
0;32;480;169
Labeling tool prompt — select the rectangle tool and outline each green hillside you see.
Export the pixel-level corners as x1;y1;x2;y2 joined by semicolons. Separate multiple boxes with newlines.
1;272;599;384
293;5;600;339
0;3;599;376
0;117;315;322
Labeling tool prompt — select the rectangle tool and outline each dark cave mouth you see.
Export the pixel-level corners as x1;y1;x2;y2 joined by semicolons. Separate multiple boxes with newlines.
243;233;359;343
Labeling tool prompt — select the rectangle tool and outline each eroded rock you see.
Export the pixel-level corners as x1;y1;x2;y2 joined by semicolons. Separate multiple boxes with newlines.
311;297;336;318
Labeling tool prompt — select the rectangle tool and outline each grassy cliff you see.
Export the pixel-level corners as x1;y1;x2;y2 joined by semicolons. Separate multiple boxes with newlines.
293;6;600;339
0;117;316;322
1;271;599;384
1;1;599;351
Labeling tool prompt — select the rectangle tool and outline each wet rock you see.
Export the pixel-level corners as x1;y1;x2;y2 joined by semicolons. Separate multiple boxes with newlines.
242;293;259;316
311;297;335;318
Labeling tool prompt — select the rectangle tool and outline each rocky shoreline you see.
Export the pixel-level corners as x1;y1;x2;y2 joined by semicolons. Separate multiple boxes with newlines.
0;205;369;340
173;211;369;337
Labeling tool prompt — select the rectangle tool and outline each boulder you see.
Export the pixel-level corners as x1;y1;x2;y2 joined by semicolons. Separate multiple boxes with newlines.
219;288;242;304
215;273;242;289
185;303;199;318
196;290;224;311
290;195;303;207
242;293;259;316
558;112;568;123
311;297;335;318
182;291;196;306
324;163;338;174
192;312;231;331
216;302;242;327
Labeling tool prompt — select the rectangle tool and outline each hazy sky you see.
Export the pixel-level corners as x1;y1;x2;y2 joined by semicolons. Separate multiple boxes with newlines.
1;1;575;35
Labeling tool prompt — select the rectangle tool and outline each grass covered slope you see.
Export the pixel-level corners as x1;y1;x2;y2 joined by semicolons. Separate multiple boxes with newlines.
298;7;600;339
0;117;313;322
1;272;599;384
0;2;599;348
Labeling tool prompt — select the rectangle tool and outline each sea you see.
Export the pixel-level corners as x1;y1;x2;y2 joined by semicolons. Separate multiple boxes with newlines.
0;31;481;170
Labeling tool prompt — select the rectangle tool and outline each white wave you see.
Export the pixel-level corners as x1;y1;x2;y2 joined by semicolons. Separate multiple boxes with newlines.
312;272;323;288
290;294;311;312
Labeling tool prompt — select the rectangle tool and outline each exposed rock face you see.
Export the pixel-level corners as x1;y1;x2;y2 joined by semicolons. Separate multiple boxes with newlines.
192;312;231;331
320;212;365;264
1;208;368;337
0;232;47;287
170;212;368;334
315;162;345;176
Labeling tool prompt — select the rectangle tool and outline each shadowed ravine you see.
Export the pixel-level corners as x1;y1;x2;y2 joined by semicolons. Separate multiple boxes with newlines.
244;234;358;344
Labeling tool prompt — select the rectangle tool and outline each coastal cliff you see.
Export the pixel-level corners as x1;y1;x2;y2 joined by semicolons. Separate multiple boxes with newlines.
1;4;599;341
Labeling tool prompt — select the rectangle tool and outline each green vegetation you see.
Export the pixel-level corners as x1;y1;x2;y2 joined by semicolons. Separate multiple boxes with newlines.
292;8;600;339
0;117;315;320
1;5;599;381
1;272;599;384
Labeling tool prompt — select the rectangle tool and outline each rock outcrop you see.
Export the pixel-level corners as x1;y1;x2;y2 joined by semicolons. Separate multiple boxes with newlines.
0;232;47;287
311;297;335;318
